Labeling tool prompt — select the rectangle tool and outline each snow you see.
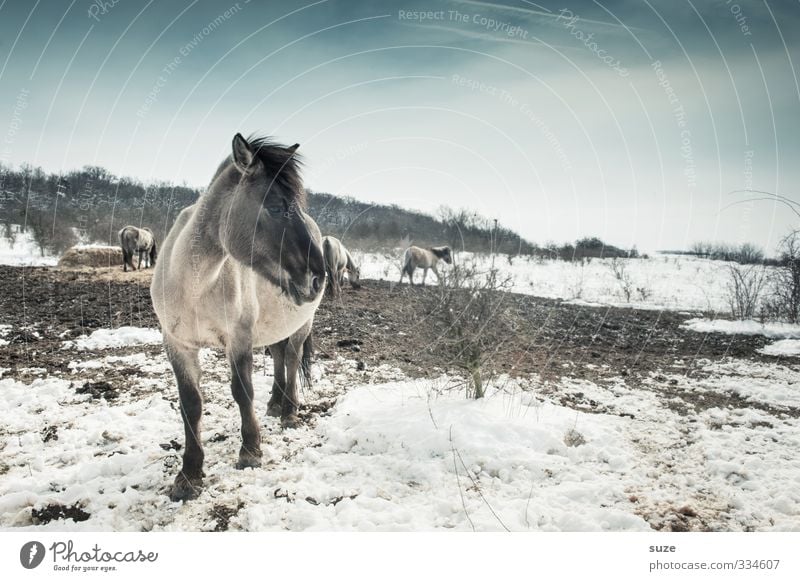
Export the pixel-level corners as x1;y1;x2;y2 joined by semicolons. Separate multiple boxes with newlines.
682;318;800;339
1;342;798;532
63;327;163;350
0;224;58;266
760;339;800;357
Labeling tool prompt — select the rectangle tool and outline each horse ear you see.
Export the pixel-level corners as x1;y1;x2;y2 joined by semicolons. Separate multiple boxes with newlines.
286;143;300;154
232;133;255;172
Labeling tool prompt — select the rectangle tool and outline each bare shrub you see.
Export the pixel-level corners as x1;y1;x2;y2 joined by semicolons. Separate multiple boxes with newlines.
726;263;767;320
428;256;514;399
609;257;634;302
567;261;585;299
764;230;800;323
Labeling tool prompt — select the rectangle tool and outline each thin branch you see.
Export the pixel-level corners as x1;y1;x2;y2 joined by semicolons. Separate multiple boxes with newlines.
449;426;475;532
724;190;800;220
452;440;511;532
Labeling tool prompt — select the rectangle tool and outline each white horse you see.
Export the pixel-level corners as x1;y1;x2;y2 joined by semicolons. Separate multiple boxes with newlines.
150;134;326;501
399;245;452;286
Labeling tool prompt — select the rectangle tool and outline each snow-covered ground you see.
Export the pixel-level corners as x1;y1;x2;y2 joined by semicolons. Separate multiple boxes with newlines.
0;224;57;266
353;250;763;314
0;328;798;532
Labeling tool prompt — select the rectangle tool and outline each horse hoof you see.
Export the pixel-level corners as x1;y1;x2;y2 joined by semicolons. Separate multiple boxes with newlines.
236;448;262;469
266;402;282;417
169;473;203;502
281;414;301;429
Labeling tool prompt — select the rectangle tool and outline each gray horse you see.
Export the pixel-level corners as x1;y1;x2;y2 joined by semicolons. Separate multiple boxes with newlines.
150;134;326;501
399;245;452;286
119;225;157;271
322;235;360;297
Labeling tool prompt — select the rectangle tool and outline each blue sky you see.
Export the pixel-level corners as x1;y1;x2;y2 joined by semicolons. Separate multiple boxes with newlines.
1;0;799;252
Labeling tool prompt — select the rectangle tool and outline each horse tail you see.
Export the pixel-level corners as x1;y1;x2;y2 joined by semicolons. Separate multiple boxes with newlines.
149;236;158;265
119;227;131;270
299;331;314;388
402;247;413;274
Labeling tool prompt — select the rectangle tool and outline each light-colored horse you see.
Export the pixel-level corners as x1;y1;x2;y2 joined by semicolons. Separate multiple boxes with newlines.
322;235;360;297
119;225;157;271
150;134;326;501
399;245;452;286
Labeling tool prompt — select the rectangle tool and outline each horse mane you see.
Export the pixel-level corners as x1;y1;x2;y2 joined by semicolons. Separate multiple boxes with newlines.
430;246;450;259
212;134;306;207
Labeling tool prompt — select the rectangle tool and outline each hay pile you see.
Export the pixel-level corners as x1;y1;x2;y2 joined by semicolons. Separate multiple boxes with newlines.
58;245;123;268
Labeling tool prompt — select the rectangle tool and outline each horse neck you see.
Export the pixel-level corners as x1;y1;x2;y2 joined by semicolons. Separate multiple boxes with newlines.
188;185;230;268
345;249;356;270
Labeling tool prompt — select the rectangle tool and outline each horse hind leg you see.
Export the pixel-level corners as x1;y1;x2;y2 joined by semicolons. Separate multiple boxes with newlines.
165;343;204;501
269;324;310;429
280;330;307;429
267;340;287;419
229;344;262;469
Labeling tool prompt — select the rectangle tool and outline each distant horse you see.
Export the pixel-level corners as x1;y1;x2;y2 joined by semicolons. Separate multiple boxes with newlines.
399;245;453;286
119;225;157;271
322;235;361;297
150;134;326;501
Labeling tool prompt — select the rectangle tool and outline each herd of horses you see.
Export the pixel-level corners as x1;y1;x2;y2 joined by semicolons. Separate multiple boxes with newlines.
118;134;454;501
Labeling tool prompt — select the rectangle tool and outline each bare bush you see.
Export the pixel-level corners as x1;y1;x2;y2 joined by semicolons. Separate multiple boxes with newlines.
726;263;767;320
764;230;800;323
428;256;514;399
609;257;634;302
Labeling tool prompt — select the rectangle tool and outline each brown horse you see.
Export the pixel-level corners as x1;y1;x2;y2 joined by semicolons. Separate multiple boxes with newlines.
150;134;326;501
119;225;157;271
399;245;452;286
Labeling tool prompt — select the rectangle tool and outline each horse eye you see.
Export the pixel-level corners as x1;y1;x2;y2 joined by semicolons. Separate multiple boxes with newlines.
264;205;284;217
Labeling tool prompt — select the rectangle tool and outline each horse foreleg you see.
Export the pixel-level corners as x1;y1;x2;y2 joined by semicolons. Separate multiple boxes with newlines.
421;268;428;286
165;343;204;501
137;250;144;270
229;345;261;470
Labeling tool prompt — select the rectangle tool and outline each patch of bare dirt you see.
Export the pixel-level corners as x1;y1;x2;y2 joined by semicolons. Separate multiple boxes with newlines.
1;264;797;421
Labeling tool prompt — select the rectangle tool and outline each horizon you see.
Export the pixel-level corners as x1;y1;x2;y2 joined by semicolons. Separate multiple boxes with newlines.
1;0;799;254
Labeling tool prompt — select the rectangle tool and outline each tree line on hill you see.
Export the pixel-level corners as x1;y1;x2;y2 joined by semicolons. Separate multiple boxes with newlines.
0;162;637;260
